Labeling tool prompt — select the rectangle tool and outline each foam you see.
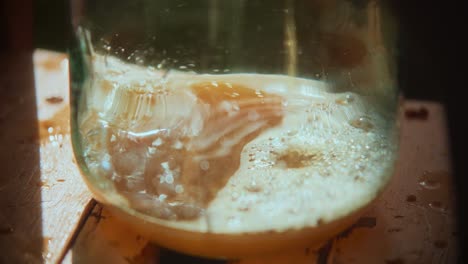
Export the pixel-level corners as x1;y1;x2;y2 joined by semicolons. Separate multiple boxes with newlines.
79;55;397;234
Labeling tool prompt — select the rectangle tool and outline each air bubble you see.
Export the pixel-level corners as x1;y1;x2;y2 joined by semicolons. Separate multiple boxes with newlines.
245;181;262;192
152;138;163;146
200;160;210;171
350;117;374;132
148;147;157;155
175;185;184;193
159;194;167;201
336;94;355;105
172;140;183;150
101;159;112;172
165;174;174;184
231;191;239;201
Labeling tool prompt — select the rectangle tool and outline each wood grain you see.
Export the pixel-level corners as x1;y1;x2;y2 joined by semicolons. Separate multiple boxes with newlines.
0;50;93;264
0;50;457;263
33;51;94;264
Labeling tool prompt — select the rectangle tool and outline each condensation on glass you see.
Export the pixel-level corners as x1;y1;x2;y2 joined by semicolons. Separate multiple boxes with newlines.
69;0;399;257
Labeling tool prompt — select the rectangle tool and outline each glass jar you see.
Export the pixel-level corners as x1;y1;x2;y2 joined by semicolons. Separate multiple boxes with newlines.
69;0;399;258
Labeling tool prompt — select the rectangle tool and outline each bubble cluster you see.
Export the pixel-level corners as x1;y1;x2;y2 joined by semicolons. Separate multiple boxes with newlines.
80;55;397;233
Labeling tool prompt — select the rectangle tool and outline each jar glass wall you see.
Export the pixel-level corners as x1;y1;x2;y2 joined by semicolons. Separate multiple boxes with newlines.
69;0;399;258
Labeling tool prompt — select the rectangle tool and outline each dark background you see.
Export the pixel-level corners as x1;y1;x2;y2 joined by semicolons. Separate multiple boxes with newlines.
2;0;466;262
29;0;459;102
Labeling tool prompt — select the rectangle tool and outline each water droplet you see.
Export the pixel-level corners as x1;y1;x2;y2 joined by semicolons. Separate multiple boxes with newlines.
419;179;441;190
428;201;446;212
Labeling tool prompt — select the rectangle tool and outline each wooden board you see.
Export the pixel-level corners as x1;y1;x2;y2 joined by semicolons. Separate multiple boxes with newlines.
0;50;458;263
0;50;93;264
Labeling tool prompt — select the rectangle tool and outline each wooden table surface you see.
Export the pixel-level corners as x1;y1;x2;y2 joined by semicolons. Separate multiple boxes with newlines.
0;50;458;264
